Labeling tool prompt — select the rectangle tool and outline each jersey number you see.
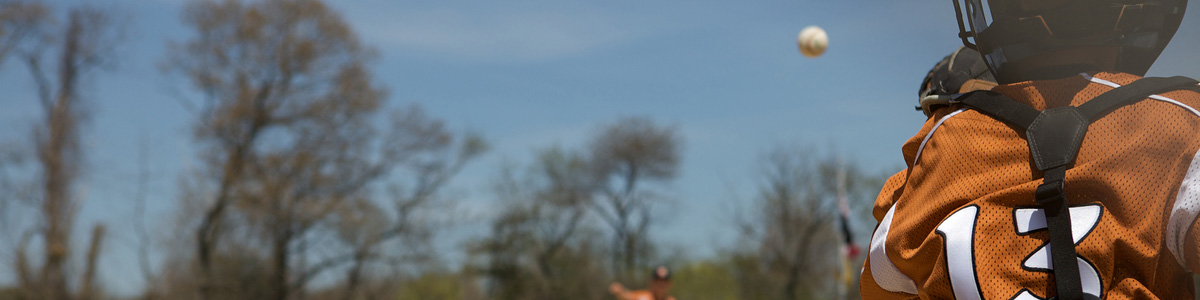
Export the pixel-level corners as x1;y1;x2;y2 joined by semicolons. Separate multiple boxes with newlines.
935;204;1104;299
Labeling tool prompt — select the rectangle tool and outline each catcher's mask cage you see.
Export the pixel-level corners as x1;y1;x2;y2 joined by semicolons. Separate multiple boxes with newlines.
952;0;1187;83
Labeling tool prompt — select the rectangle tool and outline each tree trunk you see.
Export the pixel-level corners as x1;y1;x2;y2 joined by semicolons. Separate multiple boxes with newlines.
784;262;800;300
37;10;87;300
196;118;262;300
272;220;293;300
342;251;367;300
16;233;35;299
78;224;106;300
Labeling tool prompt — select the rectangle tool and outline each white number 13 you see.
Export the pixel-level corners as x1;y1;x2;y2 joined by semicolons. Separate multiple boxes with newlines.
935;204;1104;300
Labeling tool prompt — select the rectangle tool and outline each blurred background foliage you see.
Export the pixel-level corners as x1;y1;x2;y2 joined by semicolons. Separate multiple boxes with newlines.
0;0;886;299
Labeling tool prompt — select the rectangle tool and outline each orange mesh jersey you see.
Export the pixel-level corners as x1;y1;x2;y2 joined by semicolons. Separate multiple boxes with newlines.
860;72;1200;299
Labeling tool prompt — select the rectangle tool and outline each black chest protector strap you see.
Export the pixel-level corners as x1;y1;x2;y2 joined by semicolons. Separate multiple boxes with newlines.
952;76;1200;300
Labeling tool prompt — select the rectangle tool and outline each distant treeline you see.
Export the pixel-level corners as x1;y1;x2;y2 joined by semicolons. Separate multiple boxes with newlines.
0;1;883;300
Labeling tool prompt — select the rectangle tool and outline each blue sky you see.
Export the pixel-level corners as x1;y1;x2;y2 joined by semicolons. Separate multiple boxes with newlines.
2;0;1199;296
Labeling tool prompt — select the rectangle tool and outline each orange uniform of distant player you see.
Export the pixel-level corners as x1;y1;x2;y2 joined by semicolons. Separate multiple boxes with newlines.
860;72;1200;299
611;266;677;300
620;290;676;300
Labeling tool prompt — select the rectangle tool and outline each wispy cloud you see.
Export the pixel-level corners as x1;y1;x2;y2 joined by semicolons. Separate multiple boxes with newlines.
351;7;660;63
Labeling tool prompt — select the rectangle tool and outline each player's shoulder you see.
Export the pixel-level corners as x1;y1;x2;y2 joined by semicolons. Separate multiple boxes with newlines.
627;291;654;300
1100;72;1200;115
1156;82;1200;117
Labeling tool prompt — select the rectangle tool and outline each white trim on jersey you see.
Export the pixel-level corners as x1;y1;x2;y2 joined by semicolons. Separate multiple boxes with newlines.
868;204;919;294
1167;147;1200;269
914;108;967;165
876;102;968;294
1081;73;1200;117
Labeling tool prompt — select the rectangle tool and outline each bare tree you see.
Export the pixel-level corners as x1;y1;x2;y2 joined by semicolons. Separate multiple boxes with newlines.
0;0;51;293
0;3;48;228
733;146;879;300
525;148;593;291
329;107;487;300
0;3;119;300
0;0;49;68
163;0;384;298
586;117;681;280
164;1;486;299
473;146;606;300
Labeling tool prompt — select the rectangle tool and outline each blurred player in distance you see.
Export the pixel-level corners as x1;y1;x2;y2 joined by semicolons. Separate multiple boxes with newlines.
609;266;677;300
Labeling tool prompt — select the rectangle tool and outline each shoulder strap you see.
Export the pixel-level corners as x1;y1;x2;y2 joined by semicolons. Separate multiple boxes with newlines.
955;90;1040;129
951;76;1198;300
1077;76;1200;122
956;76;1200;132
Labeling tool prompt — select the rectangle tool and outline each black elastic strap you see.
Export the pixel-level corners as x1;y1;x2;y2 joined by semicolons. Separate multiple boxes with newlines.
956;90;1041;130
1077;76;1200;121
1036;166;1084;300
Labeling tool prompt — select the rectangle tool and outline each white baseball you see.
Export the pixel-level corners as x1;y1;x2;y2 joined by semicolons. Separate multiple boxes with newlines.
798;26;828;58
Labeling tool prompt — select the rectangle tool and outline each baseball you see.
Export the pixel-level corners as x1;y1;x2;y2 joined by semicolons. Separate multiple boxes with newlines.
798;26;828;58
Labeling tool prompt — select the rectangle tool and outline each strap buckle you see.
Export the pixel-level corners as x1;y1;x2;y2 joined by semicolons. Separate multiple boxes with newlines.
1036;180;1066;206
